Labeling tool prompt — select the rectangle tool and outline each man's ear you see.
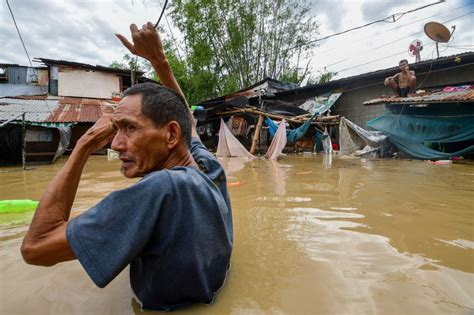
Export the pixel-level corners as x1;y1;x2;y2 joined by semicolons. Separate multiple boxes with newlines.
166;121;182;149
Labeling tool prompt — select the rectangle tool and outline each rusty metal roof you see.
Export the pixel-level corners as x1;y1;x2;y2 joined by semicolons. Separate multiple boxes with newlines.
364;88;474;105
0;96;117;124
49;102;115;123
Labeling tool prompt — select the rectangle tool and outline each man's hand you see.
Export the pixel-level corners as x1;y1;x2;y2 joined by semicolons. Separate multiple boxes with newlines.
77;114;116;154
115;22;166;64
116;21;199;139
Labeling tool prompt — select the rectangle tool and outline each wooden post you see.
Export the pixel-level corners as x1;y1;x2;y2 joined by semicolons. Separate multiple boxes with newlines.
22;113;26;170
250;115;264;154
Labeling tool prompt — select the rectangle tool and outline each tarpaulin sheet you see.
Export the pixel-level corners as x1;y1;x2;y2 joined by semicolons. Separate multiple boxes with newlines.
299;93;342;115
265;112;317;144
367;113;474;159
339;117;387;156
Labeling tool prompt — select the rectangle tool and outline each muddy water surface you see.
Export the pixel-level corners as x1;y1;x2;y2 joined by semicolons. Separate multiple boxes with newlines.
0;154;473;314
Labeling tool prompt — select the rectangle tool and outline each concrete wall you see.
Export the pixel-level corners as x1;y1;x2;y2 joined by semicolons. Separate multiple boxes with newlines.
58;68;120;99
332;63;474;128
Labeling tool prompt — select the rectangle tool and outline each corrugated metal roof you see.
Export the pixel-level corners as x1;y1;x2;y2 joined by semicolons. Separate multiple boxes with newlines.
0;98;59;122
265;52;474;102
0;84;48;97
49;103;115;123
363;89;474;105
0;97;117;123
37;58;144;76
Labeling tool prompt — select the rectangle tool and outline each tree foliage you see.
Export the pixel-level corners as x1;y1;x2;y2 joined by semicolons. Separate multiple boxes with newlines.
109;53;152;76
161;0;318;104
306;68;338;86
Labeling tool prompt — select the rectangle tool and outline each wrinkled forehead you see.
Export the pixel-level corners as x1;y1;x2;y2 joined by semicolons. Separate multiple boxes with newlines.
114;94;143;117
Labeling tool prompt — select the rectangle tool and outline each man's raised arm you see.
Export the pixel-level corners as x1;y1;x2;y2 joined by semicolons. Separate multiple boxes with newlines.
115;22;199;138
21;115;116;266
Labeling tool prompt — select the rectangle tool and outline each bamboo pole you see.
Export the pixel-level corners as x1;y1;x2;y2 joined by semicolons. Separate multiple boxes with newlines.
22;113;26;170
216;107;329;131
250;115;264;154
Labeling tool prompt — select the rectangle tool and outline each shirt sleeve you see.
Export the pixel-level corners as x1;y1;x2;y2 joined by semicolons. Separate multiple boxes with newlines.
66;171;172;288
189;137;225;185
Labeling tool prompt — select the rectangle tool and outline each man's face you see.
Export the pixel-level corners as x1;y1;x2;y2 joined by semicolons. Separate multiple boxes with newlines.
399;61;408;72
111;94;169;178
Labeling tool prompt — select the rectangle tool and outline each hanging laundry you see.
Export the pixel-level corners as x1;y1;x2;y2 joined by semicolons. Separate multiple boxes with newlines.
226;116;248;136
264;119;287;160
216;119;254;158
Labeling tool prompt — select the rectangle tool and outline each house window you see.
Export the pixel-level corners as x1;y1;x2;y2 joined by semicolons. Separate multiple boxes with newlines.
0;67;7;82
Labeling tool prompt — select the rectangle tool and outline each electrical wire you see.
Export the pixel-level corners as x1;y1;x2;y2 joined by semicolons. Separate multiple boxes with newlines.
5;0;54;116
316;11;473;75
164;12;184;62
155;0;168;28
169;0;447;73
334;42;435;74
343;62;473;94
292;0;445;50
132;0;169;82
315;2;473;58
415;46;437;89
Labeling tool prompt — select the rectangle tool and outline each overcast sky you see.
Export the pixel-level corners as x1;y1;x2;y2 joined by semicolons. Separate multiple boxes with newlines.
1;0;473;81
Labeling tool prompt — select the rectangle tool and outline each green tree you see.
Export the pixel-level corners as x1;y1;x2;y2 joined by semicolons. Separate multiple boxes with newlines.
109;53;153;77
306;68;338;85
160;0;318;104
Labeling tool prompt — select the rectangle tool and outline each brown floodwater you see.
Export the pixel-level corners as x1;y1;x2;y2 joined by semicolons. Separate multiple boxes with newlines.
0;154;473;314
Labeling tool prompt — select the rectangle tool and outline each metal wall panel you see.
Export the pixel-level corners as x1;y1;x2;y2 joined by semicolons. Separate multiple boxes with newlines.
7;66;27;84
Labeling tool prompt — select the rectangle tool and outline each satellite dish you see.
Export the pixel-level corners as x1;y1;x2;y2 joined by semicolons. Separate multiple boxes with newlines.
424;22;454;58
408;39;423;62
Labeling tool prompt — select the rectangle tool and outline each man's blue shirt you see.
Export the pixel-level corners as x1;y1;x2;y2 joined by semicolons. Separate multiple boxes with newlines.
66;138;232;311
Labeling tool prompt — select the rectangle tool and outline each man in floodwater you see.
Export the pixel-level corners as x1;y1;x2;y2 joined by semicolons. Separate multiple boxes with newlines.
384;59;416;97
21;22;232;311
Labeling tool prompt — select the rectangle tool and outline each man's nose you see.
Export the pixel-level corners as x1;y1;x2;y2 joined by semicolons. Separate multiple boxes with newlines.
111;131;126;152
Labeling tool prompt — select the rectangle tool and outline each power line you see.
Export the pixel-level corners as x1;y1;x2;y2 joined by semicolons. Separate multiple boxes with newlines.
336;42;435;74
315;2;473;57
331;11;473;75
164;0;447;72
248;0;447;66
338;61;474;94
295;0;445;50
316;11;473;73
5;0;54;116
164;10;184;62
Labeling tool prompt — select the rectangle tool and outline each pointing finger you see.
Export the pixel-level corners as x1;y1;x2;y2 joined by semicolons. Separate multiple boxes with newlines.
115;33;135;53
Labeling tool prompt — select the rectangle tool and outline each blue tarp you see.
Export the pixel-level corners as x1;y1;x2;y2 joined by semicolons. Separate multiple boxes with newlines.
265;112;317;144
367;112;474;159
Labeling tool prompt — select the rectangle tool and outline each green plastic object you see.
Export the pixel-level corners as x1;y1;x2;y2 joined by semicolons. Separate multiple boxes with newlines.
0;200;39;214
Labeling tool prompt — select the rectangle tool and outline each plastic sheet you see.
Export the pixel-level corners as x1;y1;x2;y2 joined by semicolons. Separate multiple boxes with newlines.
216;119;254;158
264;119;287;160
53;126;71;161
265;112;317;144
339;117;387;157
